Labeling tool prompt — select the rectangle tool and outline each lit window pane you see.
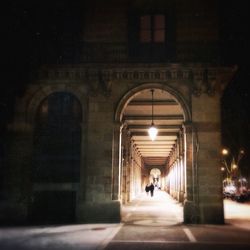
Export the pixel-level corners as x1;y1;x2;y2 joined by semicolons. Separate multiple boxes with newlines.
140;15;151;29
140;30;151;42
154;30;165;42
154;15;165;29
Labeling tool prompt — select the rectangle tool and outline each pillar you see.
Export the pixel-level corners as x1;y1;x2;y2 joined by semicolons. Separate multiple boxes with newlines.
76;105;121;222
192;93;224;224
183;122;200;223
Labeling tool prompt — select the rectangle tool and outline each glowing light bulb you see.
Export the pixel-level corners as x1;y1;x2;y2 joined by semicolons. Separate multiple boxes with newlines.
148;125;158;141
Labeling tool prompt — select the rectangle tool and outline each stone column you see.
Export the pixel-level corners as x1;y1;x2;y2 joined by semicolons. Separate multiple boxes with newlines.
183;122;200;223
76;121;87;218
112;122;123;200
76;100;121;223
192;93;224;224
179;130;185;203
120;126;131;204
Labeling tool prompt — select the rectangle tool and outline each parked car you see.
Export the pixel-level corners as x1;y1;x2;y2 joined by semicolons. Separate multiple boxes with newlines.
223;178;250;202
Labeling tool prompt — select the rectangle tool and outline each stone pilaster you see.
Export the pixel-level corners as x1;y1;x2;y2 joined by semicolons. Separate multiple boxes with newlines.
192;93;224;224
183;122;200;223
76;98;121;222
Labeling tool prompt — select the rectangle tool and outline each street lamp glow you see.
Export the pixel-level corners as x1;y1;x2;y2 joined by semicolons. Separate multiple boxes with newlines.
232;164;237;170
240;149;245;155
222;148;229;155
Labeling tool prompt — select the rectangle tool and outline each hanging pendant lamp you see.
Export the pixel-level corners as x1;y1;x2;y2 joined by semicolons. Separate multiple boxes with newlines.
148;89;158;141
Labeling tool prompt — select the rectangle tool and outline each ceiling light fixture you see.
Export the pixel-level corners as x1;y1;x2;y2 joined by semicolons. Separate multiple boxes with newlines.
148;89;158;141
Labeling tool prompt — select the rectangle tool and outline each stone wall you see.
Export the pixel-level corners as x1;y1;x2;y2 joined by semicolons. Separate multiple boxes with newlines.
81;0;219;63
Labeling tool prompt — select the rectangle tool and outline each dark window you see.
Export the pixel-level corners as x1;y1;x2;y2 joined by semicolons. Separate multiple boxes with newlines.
33;92;82;183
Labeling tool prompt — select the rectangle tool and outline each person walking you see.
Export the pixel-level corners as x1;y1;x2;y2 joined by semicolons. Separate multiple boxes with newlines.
149;183;155;197
145;183;150;195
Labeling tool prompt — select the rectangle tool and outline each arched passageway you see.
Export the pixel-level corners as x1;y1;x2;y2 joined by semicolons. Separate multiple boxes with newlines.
115;85;190;221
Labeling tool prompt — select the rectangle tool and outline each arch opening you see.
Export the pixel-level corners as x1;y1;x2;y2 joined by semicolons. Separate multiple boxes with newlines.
115;85;190;220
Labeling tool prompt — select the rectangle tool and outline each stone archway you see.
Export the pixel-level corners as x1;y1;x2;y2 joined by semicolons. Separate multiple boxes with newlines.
5;84;88;224
25;84;87;124
112;77;231;224
115;83;191;122
113;83;192;221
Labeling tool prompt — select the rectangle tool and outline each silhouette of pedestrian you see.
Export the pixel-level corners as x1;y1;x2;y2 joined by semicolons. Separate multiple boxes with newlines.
145;183;150;195
149;183;154;197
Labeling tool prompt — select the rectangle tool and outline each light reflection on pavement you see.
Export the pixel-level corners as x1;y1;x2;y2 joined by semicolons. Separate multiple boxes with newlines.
0;193;250;250
224;199;250;230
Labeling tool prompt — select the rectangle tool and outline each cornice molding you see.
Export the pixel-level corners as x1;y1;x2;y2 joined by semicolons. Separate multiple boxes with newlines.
33;64;237;96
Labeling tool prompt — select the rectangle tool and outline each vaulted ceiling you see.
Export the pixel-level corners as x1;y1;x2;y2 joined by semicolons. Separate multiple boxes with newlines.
122;88;184;167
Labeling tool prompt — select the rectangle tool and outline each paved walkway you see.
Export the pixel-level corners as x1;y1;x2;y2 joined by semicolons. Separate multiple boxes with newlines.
106;190;250;250
224;198;250;230
0;223;121;250
122;189;183;227
1;190;250;250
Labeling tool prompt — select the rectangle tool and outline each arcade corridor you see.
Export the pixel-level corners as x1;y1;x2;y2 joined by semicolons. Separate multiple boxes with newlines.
117;87;188;207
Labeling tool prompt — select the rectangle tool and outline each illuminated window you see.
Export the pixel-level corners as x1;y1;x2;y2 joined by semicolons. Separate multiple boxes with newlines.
140;14;165;43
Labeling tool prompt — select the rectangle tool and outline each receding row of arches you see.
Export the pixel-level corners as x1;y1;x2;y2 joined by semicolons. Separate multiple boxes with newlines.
116;85;188;206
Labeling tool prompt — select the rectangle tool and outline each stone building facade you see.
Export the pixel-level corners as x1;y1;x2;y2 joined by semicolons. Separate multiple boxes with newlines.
1;0;236;224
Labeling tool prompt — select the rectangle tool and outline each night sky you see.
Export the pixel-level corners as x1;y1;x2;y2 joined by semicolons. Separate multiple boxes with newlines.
1;1;250;174
220;1;250;175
